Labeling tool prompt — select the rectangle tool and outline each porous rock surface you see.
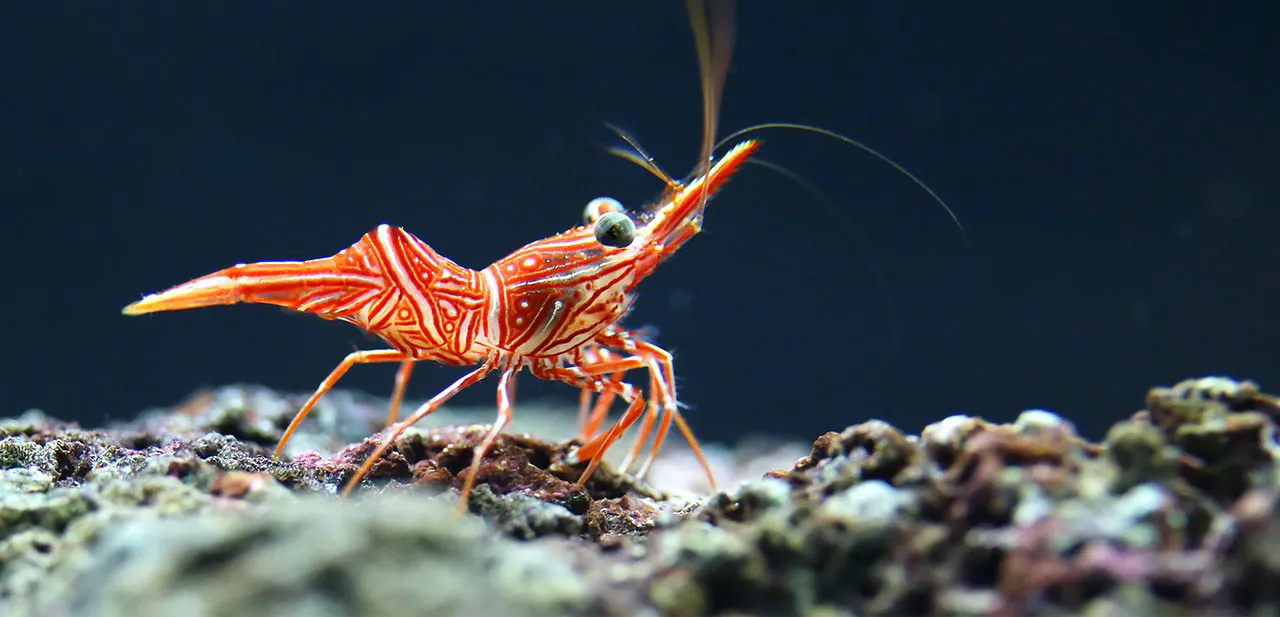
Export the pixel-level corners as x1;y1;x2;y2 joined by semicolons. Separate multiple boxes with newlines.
1;376;1279;616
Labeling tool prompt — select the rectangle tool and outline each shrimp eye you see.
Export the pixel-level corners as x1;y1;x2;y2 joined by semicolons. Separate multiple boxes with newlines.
583;197;625;225
593;211;636;248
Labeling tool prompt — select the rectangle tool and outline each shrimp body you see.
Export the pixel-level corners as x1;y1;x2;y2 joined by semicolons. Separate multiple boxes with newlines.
123;135;758;511
122;0;959;513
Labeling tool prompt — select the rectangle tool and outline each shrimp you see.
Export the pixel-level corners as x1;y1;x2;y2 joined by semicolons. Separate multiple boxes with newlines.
122;0;963;514
123;0;753;513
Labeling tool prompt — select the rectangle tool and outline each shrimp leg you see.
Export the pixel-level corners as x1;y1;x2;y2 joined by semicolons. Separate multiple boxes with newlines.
275;349;411;458
579;330;716;490
385;359;416;426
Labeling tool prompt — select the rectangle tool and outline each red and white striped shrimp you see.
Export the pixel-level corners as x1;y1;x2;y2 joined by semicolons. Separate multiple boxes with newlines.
122;0;963;514
123;0;749;512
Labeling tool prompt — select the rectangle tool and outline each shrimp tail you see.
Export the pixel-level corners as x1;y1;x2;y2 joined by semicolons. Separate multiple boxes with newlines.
122;235;391;318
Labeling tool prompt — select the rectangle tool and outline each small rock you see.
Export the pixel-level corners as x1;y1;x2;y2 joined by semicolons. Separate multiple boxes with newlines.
819;480;911;525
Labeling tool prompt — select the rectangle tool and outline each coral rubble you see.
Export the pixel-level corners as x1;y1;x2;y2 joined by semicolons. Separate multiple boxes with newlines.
1;377;1279;616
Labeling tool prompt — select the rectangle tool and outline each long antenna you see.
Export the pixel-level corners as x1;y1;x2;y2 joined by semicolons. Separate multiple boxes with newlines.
685;0;737;220
716;122;966;241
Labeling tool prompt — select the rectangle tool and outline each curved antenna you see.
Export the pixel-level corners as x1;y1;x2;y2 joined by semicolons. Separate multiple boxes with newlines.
685;0;737;217
745;156;905;352
716;121;967;244
606;146;674;187
602;122;681;190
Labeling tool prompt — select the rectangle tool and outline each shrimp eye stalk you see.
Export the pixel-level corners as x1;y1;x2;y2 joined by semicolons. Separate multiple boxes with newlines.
583;196;626;225
593;211;636;247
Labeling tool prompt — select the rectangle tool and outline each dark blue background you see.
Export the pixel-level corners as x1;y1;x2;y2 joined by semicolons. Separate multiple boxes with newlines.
2;3;1276;443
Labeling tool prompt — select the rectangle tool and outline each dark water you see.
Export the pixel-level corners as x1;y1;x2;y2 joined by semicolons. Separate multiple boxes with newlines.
1;3;1276;444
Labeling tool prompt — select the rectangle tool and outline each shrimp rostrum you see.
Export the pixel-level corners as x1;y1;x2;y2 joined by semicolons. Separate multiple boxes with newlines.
123;0;751;514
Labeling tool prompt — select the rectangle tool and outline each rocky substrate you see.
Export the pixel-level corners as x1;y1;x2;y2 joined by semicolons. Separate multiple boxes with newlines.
2;376;1279;616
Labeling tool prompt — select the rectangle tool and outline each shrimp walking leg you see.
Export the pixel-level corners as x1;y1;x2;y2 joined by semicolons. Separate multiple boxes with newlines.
576;346;627;440
274;349;411;459
576;326;663;441
577;331;716;491
530;358;655;480
340;361;497;499
579;346;662;470
455;366;518;514
385;359;416;426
